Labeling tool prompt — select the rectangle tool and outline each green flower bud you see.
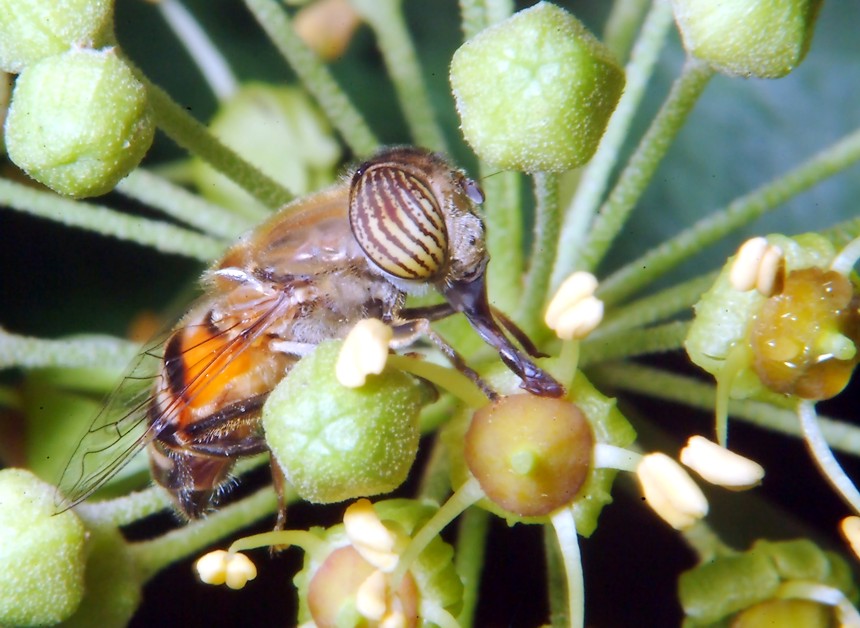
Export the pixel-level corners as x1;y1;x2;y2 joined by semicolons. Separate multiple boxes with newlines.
0;468;86;626
679;538;859;625
450;2;625;172
61;524;143;628
5;48;154;198
263;341;434;503
0;0;114;74
679;550;780;624
671;0;823;78
191;84;340;214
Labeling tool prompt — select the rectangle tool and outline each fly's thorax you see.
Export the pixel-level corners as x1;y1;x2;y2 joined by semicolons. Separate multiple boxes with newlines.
276;265;405;344
216;183;363;281
349;146;488;290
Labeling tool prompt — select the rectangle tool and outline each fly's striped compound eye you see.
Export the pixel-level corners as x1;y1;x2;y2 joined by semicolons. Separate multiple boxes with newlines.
349;162;449;281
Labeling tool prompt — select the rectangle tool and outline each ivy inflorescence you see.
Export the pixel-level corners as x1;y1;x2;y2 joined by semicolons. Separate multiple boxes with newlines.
1;0;860;626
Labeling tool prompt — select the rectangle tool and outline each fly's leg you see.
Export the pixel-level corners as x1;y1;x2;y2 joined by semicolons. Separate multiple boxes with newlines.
390;318;498;401
267;458;292;554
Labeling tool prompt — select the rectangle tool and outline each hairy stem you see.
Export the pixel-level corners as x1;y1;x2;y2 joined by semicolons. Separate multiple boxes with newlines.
518;172;560;335
593;272;716;338
129;487;278;581
116;169;255;239
552;0;674;291
455;506;490;627
0;178;225;261
600;124;860;305
0;330;138;371
484;170;524;316
352;0;448;152
243;0;378;156
574;58;715;275
603;0;652;62
588;363;860;458
579;320;689;367
157;0;238;101
140;73;294;209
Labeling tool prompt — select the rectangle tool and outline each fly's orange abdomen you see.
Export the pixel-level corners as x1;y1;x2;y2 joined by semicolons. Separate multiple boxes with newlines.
167;325;255;415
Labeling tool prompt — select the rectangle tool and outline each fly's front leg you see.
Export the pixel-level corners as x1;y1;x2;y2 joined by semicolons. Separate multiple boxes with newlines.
391;318;498;401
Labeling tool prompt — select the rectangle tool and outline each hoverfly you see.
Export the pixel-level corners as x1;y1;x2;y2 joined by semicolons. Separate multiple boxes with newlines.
57;146;563;519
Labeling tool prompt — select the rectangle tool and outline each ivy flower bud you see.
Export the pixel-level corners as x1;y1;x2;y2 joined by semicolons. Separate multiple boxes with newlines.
263;341;434;503
450;2;624;172
336;319;393;388
5;48;154;197
636;452;708;529
0;468;87;626
729;237;785;297
0;0;114;74
670;0;823;78
680;435;765;490
544;271;604;340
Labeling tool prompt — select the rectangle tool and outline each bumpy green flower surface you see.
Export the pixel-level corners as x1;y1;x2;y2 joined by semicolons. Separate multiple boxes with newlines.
0;0;113;73
0;468;87;626
6;48;154;197
450;2;624;172
263;341;434;503
671;0;822;78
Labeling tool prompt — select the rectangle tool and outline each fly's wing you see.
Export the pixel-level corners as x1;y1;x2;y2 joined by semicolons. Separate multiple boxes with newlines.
55;334;167;511
55;289;298;512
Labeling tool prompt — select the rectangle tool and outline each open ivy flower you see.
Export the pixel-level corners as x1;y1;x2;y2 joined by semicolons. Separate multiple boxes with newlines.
198;498;463;627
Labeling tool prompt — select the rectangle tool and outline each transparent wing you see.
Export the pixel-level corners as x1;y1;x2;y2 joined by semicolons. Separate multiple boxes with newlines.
55;334;167;511
55;289;296;511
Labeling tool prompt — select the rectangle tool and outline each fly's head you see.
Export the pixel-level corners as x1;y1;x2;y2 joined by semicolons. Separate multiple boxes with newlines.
348;146;488;289
349;147;563;398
